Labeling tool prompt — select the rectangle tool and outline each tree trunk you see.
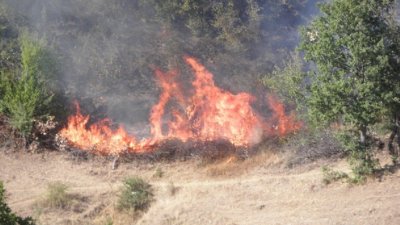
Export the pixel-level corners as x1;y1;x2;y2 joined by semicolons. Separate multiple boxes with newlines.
388;113;399;156
359;125;367;146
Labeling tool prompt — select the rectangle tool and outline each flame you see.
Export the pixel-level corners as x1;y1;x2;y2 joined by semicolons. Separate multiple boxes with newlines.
266;95;303;136
59;56;301;155
59;102;137;155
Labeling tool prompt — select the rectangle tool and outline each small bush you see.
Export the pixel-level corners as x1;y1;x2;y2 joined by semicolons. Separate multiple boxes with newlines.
117;177;153;211
0;34;60;140
321;166;348;185
336;131;379;183
0;181;35;225
43;182;71;209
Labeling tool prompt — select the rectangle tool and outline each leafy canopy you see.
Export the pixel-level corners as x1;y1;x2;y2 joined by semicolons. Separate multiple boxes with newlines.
0;34;58;136
299;0;400;129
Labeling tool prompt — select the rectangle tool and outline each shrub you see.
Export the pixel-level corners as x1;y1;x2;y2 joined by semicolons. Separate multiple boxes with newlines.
43;182;71;209
0;34;59;139
321;166;348;185
0;181;35;225
117;177;153;211
336;131;379;183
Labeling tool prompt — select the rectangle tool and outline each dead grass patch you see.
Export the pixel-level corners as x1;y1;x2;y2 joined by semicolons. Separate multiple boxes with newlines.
36;181;88;212
205;149;282;177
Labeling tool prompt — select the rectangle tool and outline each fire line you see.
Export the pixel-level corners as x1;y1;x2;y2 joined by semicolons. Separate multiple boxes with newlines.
59;56;302;155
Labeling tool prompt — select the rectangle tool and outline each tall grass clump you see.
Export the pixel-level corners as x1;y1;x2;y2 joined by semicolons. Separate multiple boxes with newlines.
0;34;60;141
42;181;71;209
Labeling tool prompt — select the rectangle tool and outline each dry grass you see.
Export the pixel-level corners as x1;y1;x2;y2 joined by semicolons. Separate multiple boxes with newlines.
35;181;88;214
3;149;400;225
167;181;179;196
205;149;282;177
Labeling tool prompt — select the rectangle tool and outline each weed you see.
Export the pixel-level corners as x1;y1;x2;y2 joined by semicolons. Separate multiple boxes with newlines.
321;166;348;185
43;182;71;209
117;177;153;211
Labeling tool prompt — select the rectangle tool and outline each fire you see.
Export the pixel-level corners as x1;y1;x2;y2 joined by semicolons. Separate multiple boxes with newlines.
59;57;301;155
266;95;303;136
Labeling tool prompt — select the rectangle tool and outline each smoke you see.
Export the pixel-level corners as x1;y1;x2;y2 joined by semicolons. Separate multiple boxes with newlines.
2;0;322;135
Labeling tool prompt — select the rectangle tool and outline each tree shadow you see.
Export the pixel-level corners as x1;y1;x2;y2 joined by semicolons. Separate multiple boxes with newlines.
374;161;400;181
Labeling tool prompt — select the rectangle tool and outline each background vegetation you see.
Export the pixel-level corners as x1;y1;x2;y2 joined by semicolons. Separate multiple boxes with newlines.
0;0;399;181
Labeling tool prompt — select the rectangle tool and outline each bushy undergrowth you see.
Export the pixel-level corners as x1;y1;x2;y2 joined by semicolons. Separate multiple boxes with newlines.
0;35;58;138
284;128;343;167
117;177;153;211
321;166;348;185
0;181;35;225
336;131;380;183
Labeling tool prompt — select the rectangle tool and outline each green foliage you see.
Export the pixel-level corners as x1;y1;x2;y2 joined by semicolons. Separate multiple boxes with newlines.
0;35;58;137
43;182;71;209
297;0;400;178
299;0;400;128
1;0;322;109
321;166;348;185
1;70;41;136
336;131;379;180
117;177;153;211
262;52;307;112
0;181;35;225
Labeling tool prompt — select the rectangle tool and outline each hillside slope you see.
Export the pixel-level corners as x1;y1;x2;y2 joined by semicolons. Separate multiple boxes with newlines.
1;151;400;225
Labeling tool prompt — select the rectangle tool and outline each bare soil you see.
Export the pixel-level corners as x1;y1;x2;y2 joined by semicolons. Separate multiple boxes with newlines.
1;149;400;225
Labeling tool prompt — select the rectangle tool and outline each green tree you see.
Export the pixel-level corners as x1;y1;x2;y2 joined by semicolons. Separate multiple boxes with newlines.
299;0;400;176
262;52;307;111
1;34;59;138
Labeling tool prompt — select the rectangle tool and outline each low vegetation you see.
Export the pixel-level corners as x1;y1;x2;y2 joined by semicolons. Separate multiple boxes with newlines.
265;0;400;182
117;177;153;211
42;182;71;209
321;166;349;185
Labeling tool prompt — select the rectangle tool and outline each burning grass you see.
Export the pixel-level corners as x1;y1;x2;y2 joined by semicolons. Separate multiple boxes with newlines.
58;56;302;159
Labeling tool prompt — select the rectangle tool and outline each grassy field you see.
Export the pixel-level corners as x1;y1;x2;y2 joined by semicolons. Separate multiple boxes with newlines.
1;148;400;225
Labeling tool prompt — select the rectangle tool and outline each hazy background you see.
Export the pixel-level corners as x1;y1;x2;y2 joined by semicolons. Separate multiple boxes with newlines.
1;0;322;135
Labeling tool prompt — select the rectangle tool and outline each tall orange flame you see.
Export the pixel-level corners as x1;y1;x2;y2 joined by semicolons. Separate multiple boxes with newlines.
59;57;301;155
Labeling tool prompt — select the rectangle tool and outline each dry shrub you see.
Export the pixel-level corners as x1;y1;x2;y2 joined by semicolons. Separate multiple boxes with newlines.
0;115;26;150
116;139;240;164
283;129;343;168
39;181;87;212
